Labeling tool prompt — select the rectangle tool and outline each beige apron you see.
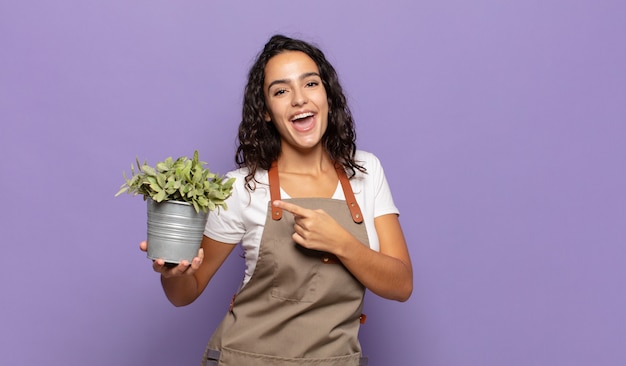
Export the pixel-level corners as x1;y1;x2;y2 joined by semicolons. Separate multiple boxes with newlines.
203;163;370;366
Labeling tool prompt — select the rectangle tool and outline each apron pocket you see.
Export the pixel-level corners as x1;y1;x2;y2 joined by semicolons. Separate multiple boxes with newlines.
270;241;321;303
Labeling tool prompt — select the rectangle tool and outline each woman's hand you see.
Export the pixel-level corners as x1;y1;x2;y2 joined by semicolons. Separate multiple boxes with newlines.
138;237;236;307
272;200;352;254
139;241;204;279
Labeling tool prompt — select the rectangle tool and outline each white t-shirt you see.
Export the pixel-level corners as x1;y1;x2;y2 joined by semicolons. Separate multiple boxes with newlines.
204;150;399;287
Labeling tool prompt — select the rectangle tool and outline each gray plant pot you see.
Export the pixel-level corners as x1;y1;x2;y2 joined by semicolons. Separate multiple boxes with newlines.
146;199;209;265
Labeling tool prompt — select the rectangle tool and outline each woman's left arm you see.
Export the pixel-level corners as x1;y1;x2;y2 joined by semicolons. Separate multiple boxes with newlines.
336;213;413;302
273;200;413;302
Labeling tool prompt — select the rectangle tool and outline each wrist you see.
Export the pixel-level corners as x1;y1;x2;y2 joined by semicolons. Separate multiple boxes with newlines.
333;232;363;261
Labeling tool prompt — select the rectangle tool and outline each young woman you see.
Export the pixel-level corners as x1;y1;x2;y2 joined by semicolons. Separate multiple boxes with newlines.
141;34;413;366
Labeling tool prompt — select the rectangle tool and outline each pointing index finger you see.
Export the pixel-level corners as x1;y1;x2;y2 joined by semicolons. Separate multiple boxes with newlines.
273;200;309;217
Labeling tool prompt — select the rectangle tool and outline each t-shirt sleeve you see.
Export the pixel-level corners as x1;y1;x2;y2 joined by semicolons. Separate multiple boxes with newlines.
369;153;400;217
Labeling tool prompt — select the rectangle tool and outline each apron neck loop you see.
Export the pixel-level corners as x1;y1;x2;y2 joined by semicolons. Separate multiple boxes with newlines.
268;161;364;224
268;161;283;220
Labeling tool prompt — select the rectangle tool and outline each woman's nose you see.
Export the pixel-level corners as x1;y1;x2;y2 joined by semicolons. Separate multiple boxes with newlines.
291;89;308;106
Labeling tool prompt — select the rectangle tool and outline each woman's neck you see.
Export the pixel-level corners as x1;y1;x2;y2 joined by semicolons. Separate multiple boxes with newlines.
277;146;333;177
276;147;339;198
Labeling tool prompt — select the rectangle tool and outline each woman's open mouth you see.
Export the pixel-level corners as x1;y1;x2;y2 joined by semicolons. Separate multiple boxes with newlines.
290;112;316;132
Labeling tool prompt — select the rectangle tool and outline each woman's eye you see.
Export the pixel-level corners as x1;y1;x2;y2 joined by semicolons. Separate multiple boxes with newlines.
306;81;319;87
273;89;287;96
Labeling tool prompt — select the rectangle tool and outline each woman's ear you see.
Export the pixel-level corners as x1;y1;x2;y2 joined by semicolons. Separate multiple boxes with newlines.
264;111;272;122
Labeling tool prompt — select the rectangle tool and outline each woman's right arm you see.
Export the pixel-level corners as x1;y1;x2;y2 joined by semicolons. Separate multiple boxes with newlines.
141;235;237;307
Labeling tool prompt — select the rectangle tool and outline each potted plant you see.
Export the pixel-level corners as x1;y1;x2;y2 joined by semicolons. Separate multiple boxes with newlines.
115;150;235;266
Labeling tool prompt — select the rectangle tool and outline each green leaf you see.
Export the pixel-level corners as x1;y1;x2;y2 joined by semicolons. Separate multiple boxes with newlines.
142;165;157;177
192;200;200;213
149;183;162;192
114;186;129;197
153;190;167;202
157;174;167;188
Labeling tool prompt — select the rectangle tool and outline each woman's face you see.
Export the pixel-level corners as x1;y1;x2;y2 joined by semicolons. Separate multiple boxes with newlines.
263;51;329;153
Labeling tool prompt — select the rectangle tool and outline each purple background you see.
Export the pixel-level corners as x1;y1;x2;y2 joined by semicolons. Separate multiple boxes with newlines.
1;1;625;365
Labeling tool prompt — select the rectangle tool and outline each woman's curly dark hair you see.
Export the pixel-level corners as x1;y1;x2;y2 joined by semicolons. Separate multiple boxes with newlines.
236;34;365;190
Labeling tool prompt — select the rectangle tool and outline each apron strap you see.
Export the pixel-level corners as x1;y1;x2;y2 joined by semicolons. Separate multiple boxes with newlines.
335;163;364;223
268;161;364;223
269;161;283;220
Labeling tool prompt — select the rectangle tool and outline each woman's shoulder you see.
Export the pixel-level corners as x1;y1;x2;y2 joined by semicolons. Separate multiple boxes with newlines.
224;166;270;199
354;150;384;171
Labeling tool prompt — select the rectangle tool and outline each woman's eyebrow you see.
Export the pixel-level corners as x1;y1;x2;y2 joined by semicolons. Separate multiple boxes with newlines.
267;72;321;91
